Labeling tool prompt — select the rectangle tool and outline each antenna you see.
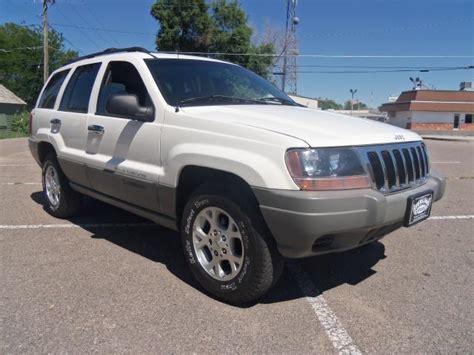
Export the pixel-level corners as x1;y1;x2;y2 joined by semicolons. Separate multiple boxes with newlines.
281;0;299;94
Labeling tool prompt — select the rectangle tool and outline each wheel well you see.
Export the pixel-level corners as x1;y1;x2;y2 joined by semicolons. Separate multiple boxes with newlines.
176;166;260;226
37;142;56;165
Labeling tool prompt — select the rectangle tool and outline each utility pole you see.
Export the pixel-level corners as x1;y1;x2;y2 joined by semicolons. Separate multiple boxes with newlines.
42;0;54;83
350;89;357;116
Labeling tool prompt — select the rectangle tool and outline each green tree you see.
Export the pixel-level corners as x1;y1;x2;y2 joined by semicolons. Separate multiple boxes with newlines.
0;23;78;108
343;100;368;110
150;0;213;52
150;0;275;78
317;98;343;110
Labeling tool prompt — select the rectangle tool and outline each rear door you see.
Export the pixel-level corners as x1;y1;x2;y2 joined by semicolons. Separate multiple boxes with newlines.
84;59;162;211
32;69;70;145
52;62;102;187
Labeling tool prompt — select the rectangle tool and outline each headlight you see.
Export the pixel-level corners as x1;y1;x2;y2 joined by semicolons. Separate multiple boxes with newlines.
285;148;371;190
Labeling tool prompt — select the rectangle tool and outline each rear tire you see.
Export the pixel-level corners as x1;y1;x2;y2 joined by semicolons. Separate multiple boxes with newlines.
181;185;284;304
42;153;82;218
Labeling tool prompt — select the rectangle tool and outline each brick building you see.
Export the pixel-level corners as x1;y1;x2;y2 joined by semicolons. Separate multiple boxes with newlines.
379;85;474;131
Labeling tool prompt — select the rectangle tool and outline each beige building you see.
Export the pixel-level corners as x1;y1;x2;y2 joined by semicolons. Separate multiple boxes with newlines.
379;85;474;131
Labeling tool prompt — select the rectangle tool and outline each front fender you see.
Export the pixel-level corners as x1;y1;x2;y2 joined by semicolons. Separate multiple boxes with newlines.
162;142;298;190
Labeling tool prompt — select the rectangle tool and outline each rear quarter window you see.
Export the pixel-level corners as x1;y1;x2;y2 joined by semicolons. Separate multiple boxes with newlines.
38;69;70;109
59;63;101;113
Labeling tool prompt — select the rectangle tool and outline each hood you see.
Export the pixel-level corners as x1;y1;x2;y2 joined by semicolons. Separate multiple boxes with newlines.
181;105;421;147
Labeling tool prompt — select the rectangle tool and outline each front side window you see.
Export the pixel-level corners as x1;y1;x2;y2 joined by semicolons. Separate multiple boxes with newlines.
96;61;152;116
145;59;297;107
60;63;101;113
38;69;70;109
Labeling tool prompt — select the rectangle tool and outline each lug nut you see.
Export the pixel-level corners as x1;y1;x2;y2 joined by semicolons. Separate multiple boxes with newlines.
222;248;227;254
214;250;218;256
222;236;227;241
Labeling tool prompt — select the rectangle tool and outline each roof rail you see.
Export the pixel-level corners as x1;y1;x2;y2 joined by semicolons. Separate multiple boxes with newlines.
67;47;152;64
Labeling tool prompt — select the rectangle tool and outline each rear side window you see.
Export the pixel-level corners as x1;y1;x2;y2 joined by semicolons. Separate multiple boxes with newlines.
60;63;101;113
38;69;70;109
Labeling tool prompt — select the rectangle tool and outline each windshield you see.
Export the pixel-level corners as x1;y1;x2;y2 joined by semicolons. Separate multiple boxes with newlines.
145;59;297;107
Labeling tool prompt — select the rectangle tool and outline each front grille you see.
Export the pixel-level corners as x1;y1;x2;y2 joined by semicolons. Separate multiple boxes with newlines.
360;142;430;194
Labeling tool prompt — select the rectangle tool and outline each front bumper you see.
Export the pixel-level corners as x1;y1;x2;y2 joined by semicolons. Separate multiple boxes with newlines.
253;172;446;258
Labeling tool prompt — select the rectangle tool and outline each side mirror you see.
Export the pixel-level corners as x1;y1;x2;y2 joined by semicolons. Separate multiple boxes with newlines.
106;94;154;122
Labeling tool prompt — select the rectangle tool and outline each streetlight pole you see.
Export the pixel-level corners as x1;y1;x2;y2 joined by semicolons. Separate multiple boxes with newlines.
349;89;357;116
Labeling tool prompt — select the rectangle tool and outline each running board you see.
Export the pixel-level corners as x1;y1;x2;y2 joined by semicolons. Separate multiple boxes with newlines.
70;182;178;231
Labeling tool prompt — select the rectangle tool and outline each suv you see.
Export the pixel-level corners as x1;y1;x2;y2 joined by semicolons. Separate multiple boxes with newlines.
29;47;445;304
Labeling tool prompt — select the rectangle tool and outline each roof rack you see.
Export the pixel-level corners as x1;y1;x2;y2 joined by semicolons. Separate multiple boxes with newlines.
67;47;152;64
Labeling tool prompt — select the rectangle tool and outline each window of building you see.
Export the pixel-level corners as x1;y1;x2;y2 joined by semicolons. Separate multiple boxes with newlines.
60;63;101;113
96;61;152;116
465;114;473;124
38;69;70;109
453;113;460;129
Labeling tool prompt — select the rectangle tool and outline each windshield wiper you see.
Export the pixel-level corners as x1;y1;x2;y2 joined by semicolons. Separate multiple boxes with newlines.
178;95;264;107
257;97;299;106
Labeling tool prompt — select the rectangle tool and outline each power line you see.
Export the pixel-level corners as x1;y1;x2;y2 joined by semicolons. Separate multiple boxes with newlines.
273;66;473;74
172;51;474;58
300;17;474;39
278;65;472;69
51;23;155;36
3;46;472;63
81;2;121;46
0;46;57;52
66;3;112;48
52;27;82;54
53;6;102;50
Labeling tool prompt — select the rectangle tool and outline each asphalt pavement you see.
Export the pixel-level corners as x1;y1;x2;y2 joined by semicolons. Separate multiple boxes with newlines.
1;138;473;353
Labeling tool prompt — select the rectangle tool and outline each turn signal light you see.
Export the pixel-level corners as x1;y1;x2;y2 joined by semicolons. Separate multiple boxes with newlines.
293;176;371;191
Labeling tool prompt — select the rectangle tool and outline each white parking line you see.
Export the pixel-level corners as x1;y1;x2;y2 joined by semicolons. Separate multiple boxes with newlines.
288;261;362;355
0;182;41;185
431;161;461;164
429;215;474;220
0;164;36;167
0;222;156;230
0;216;472;231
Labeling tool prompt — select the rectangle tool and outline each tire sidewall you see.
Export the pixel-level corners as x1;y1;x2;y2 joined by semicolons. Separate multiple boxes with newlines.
42;159;61;212
182;194;260;297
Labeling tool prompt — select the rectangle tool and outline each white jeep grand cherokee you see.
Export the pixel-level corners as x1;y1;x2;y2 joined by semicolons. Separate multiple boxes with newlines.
29;47;445;304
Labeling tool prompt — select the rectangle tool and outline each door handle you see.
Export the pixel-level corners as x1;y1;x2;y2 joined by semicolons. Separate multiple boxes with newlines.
50;118;61;124
87;125;104;135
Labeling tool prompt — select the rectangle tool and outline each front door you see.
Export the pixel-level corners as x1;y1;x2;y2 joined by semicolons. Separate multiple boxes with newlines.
453;114;460;129
84;60;162;212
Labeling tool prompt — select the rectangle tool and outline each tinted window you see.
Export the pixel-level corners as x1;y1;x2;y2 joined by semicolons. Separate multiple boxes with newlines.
145;59;296;107
60;63;101;113
97;61;152;116
38;69;70;109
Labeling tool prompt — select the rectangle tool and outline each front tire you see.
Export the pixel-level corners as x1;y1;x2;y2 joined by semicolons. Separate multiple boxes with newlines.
42;153;82;218
181;186;283;304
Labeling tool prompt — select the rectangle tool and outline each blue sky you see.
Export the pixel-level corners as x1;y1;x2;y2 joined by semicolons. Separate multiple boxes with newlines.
1;0;473;106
